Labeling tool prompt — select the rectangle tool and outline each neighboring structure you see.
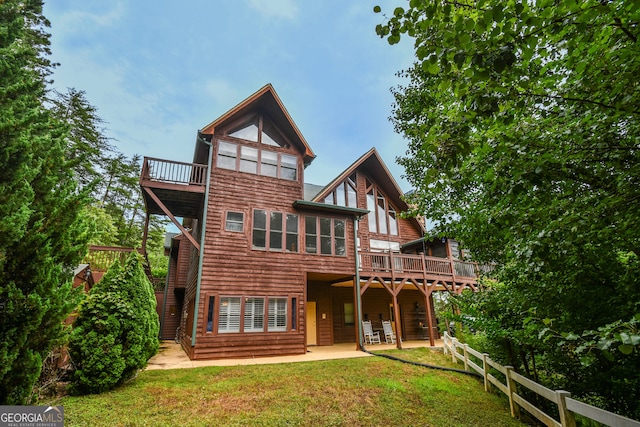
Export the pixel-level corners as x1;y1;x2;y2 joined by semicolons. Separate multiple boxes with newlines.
140;84;485;360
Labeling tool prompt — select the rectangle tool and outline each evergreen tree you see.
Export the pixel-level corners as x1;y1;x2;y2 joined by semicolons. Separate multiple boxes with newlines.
0;0;87;404
69;253;159;394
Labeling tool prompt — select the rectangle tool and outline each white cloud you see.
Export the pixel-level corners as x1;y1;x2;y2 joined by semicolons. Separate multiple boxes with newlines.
54;3;125;35
245;0;298;20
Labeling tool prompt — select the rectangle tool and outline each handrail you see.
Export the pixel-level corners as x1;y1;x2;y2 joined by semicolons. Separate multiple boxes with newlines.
141;157;207;186
84;245;143;271
442;332;640;427
359;252;490;280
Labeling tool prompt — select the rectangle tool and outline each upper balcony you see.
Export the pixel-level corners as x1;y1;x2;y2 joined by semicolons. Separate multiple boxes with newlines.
359;251;493;286
140;157;208;219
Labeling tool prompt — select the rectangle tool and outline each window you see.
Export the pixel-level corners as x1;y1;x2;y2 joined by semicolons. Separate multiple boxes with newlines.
305;216;317;254
215;140;297;181
323;174;358;208
239;146;258;174
253;209;298;252
218;297;241;333
270;212;283;251
305;216;347;257
206;296;215;332
286;214;298;252
334;220;346;256
320;218;332;255
366;181;399;236
244;297;265;332
252;210;267;249
260;151;278;177
217;141;237;170
291;298;297;330
230;122;259;142
344;302;354;326
281;154;297;181
268;298;287;331
225;211;244;232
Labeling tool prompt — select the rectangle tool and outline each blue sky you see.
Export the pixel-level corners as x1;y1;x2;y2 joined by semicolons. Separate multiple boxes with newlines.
43;1;415;190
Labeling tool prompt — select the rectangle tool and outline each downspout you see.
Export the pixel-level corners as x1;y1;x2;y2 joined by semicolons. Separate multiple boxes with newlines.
191;137;213;346
353;215;364;350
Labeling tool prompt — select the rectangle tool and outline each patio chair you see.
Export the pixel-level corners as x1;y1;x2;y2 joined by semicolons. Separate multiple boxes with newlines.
362;320;381;345
382;320;397;344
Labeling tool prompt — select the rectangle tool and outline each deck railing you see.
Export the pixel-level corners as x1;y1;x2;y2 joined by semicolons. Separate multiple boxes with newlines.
85;245;142;271
359;252;491;281
141;157;207;186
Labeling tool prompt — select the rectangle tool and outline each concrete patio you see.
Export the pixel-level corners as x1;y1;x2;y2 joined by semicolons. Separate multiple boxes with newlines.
146;339;444;370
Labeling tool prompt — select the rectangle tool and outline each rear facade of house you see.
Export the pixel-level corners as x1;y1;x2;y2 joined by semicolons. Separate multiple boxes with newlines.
141;84;482;360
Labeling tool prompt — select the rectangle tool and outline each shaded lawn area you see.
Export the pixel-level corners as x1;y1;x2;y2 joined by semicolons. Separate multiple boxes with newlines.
51;349;529;426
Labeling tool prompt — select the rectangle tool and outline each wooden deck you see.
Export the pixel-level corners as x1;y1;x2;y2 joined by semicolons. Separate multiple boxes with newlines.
140;157;207;219
359;251;492;291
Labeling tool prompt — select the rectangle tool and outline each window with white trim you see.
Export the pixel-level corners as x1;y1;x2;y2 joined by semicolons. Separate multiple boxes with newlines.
225;211;244;232
243;297;265;332
215;139;298;181
268;298;287;332
218;297;241;333
366;179;399;236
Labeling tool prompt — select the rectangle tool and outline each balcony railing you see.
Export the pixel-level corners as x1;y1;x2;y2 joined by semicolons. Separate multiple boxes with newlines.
360;252;491;280
141;157;207;187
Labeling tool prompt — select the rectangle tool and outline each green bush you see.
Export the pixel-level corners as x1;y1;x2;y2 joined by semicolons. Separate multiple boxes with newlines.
69;253;159;394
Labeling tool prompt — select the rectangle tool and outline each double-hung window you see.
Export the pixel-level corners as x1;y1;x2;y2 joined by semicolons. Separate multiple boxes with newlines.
225;211;244;232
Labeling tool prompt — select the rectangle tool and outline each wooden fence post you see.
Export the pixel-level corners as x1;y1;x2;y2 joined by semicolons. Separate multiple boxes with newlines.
451;338;458;364
505;366;520;418
556;390;576;427
463;344;469;371
482;353;490;392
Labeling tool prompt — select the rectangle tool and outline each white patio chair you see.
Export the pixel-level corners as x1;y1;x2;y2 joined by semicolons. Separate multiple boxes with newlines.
362;320;381;345
382;320;396;344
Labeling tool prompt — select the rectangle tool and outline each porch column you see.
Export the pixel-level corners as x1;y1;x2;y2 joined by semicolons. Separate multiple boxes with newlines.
392;292;403;350
424;289;435;347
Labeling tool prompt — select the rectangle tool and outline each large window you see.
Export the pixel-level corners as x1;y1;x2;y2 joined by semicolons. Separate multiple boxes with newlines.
305;216;347;256
323;173;357;208
268;298;287;332
215;140;298;181
253;209;298;252
218;297;241;333
244;297;265;332
215;295;296;335
366;179;398;236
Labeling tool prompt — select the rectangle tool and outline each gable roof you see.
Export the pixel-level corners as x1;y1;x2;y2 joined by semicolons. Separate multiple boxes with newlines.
311;147;424;232
195;84;316;165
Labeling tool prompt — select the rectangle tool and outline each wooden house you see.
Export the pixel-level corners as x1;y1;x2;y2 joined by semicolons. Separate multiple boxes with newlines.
140;84;484;360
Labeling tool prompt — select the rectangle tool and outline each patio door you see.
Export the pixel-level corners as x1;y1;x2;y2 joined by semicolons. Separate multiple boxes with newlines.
306;301;317;345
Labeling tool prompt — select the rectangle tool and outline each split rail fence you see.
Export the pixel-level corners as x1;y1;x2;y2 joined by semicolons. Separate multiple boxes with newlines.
442;332;640;427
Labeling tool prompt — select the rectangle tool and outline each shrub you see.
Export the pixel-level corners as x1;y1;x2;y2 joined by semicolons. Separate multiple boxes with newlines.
69;253;159;394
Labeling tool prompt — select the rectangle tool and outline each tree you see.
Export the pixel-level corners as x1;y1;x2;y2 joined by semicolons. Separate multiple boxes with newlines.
376;0;640;417
49;88;115;192
0;0;87;404
69;252;159;394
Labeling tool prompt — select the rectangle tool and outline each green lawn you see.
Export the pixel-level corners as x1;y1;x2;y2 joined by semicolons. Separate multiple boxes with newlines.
49;348;529;426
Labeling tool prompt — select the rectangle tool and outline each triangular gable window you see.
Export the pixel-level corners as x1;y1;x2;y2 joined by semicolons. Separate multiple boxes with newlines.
230;121;259;142
227;115;289;149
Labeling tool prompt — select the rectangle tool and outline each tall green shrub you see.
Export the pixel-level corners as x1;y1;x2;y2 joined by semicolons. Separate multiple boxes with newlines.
69;253;159;394
0;0;88;404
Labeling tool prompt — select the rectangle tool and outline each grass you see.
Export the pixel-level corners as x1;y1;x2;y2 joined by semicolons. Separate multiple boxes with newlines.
47;348;529;426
